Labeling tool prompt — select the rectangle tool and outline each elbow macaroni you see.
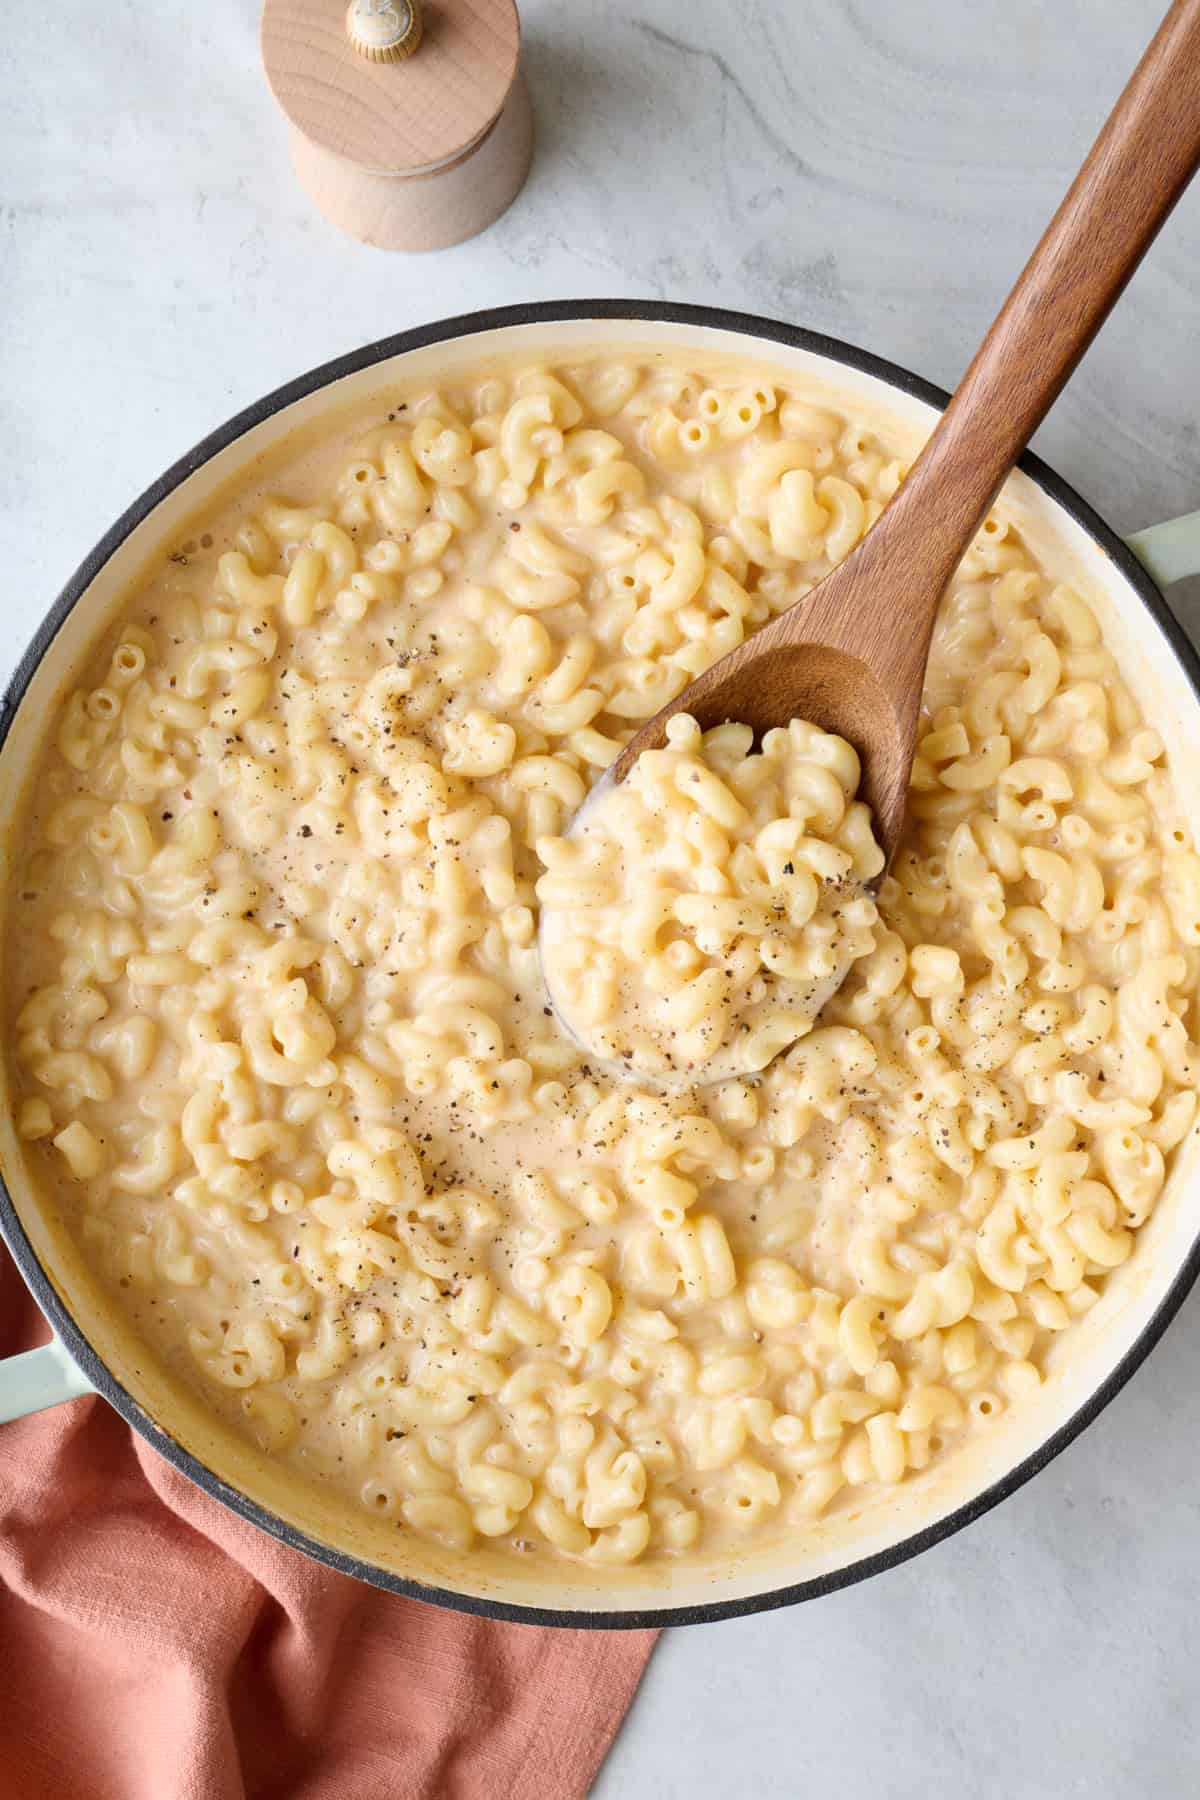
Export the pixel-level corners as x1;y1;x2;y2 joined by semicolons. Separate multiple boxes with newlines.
538;712;883;1079
6;354;1199;1573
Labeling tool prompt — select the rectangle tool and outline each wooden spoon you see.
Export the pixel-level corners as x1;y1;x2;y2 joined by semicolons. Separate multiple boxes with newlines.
604;0;1200;865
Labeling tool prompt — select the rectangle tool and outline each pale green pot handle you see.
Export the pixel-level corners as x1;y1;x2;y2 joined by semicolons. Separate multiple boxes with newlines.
1125;509;1200;587
0;1336;95;1423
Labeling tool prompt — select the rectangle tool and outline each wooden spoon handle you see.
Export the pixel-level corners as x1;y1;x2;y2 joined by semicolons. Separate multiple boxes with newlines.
803;0;1200;684
907;0;1200;556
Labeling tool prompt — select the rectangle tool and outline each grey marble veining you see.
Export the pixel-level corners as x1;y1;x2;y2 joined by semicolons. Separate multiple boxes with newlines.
3;4;1200;1795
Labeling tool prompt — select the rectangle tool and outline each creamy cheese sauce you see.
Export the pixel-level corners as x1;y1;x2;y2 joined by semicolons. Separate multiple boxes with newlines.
6;354;1199;1567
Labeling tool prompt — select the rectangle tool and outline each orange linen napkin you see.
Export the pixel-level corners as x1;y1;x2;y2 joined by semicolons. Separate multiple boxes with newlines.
0;1253;657;1800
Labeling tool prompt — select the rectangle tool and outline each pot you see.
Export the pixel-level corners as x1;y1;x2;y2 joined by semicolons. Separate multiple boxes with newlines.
2;301;1199;1628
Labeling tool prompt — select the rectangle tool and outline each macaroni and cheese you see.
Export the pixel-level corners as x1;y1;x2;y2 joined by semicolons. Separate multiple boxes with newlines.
538;713;884;1080
5;354;1199;1570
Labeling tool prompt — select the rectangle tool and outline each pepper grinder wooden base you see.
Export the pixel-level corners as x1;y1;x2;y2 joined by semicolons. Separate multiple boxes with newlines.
262;0;533;253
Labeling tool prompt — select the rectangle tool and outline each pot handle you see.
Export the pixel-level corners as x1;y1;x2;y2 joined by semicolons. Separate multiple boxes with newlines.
0;1336;95;1423
1125;508;1200;587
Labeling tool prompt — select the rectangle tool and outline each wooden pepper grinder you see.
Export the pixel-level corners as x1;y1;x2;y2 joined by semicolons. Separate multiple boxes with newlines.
261;0;533;251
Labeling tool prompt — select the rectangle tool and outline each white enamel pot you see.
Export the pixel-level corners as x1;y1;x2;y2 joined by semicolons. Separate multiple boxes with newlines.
2;302;1200;1627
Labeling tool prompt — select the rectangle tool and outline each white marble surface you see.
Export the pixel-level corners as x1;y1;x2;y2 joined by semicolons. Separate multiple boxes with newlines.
4;2;1200;1794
